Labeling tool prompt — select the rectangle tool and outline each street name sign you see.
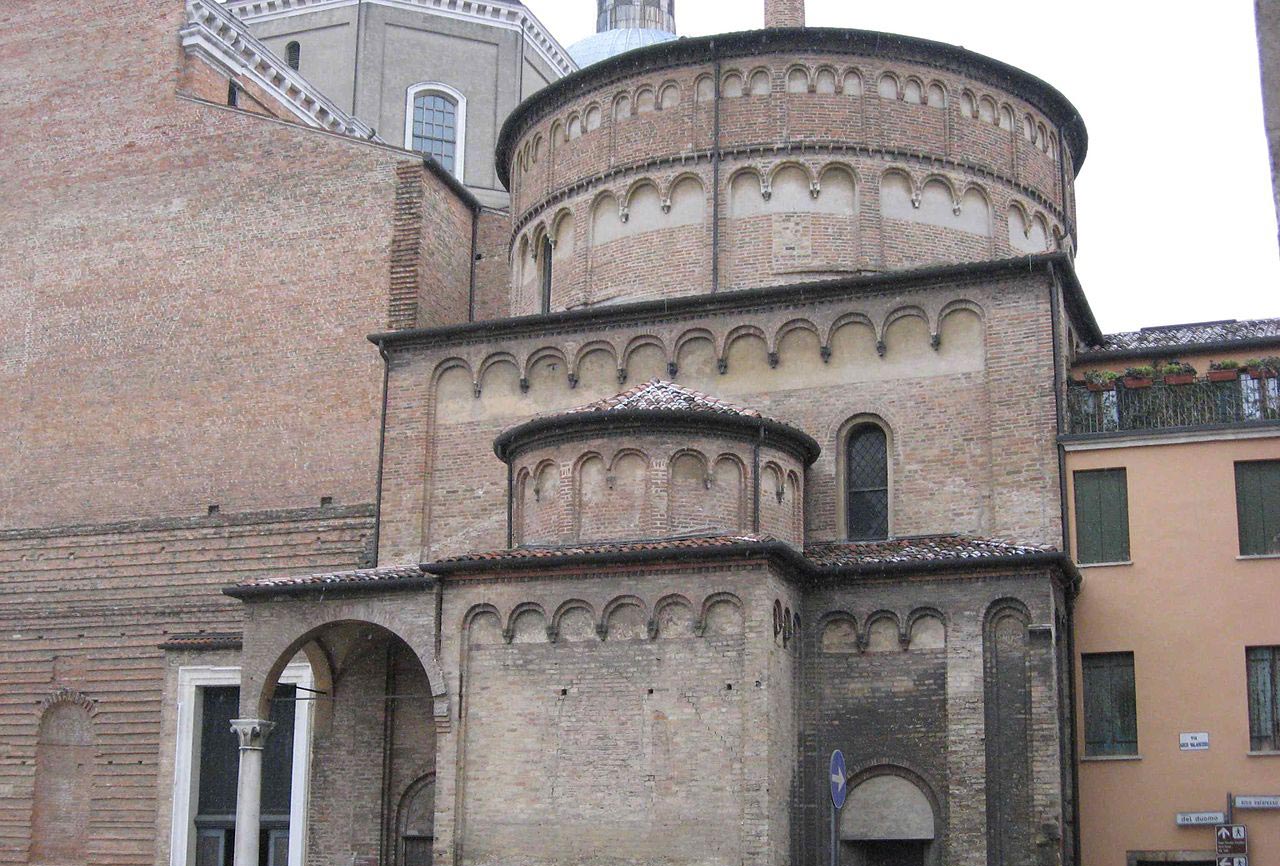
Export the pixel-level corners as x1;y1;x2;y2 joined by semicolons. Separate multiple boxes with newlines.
1176;812;1226;826
1235;795;1280;810
1179;732;1210;751
1216;825;1246;856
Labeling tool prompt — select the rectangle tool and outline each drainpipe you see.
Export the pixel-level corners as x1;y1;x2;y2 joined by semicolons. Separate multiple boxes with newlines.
1048;261;1082;866
371;340;391;566
469;208;479;322
711;50;722;293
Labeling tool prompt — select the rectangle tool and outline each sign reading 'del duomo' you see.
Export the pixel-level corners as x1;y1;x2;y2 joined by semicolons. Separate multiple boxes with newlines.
1176;812;1226;826
1179;732;1210;751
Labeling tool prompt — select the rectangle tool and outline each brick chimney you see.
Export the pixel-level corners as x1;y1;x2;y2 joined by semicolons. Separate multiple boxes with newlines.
764;0;805;28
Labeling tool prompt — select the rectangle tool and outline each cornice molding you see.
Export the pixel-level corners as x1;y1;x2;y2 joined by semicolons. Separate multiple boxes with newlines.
216;0;577;78
183;0;379;139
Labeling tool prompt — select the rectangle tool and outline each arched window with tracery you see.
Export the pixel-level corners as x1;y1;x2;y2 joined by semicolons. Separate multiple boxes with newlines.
285;41;300;71
845;422;889;541
405;84;467;179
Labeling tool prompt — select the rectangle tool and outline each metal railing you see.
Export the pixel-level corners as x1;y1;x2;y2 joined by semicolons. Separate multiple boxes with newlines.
1066;376;1280;435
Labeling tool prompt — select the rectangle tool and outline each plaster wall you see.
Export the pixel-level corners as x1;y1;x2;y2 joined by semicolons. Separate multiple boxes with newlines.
1067;434;1280;865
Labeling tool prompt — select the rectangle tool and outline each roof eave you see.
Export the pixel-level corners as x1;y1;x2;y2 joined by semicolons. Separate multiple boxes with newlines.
223;575;435;600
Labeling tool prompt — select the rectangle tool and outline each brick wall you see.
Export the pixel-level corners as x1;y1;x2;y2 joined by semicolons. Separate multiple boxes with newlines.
0;506;373;866
378;268;1064;564
502;52;1073;314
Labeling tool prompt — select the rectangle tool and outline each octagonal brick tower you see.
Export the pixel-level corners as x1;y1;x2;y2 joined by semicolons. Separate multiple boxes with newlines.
498;24;1087;315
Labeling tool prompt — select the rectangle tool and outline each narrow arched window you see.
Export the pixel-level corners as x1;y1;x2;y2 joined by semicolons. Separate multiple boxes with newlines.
846;423;888;540
285;41;300;71
539;236;553;314
412;92;458;171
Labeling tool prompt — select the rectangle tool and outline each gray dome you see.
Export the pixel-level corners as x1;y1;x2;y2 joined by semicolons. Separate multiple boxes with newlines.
568;28;679;67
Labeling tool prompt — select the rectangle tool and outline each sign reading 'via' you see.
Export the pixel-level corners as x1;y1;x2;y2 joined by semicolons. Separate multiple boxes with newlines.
1235;795;1280;810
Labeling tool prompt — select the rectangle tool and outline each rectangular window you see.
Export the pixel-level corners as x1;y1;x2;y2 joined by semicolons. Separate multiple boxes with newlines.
1236;460;1280;556
1074;468;1130;564
1247;646;1280;751
194;685;296;866
1082;652;1138;756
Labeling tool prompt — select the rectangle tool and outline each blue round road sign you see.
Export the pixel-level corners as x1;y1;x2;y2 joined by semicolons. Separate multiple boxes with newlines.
829;750;847;809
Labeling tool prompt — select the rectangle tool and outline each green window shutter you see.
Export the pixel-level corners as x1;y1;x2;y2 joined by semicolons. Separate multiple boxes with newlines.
1075;469;1130;564
1247;647;1278;751
1236;461;1280;556
1083;652;1138;756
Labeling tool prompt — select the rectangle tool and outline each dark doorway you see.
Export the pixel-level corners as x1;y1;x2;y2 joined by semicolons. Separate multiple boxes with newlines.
849;840;928;866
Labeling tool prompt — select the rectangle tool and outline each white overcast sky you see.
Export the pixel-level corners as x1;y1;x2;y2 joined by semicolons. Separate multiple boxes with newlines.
524;0;1280;334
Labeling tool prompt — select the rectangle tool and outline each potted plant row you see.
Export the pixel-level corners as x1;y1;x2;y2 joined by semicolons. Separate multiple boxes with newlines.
1244;357;1280;378
1160;361;1197;386
1083;370;1120;391
1208;360;1241;382
1121;365;1157;389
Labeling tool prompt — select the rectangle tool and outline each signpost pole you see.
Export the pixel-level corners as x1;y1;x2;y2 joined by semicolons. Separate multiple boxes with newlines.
831;798;838;866
1227;792;1233;824
829;750;846;866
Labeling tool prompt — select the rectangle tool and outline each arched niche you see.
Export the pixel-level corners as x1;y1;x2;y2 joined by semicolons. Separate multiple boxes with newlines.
841;773;936;841
31;699;95;865
396;773;435;866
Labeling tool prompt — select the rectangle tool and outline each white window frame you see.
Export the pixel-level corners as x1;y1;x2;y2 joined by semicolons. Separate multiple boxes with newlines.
404;82;467;181
169;663;314;866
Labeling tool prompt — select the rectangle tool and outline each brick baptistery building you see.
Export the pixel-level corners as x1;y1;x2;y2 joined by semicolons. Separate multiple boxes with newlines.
5;1;1274;866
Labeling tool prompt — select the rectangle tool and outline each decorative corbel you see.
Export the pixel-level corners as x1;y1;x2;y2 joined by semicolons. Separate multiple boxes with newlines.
910;186;922;209
660;197;672;214
647;618;660;640
667;361;679;377
619;205;630;223
761;182;773;202
567;373;579;389
898;627;912;650
616;367;628;385
820;345;832;363
876;339;886;357
693;618;707;638
775;486;785;503
809;180;821;199
519;376;530;393
595;621;609;641
501;625;515;644
952;198;963;216
704;472;714;490
533;484;542;503
606;473;616;490
768;351;780;368
473;382;482;398
717;357;728;374
930;332;941;350
545;624;560;643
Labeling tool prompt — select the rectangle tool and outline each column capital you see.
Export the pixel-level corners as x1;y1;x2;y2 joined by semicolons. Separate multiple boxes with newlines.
230;718;275;751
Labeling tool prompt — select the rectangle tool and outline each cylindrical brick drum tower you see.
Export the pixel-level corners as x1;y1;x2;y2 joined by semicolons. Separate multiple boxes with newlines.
499;26;1087;316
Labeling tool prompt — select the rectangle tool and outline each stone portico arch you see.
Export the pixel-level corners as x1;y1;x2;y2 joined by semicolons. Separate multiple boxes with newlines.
223;567;448;866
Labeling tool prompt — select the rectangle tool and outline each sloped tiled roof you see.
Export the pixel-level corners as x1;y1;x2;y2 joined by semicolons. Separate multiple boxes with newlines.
805;535;1053;568
424;533;1059;574
160;632;243;651
564;380;762;418
431;534;776;566
228;565;428;596
1090;318;1280;354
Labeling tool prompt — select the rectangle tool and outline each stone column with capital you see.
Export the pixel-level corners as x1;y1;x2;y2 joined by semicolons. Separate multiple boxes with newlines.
230;718;276;866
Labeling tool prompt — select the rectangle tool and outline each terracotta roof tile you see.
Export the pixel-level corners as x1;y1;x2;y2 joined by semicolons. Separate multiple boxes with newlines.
235;565;425;590
805;535;1052;568
1092;318;1280;354
564;380;761;418
426;533;1054;572
160;632;243;650
431;534;775;565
